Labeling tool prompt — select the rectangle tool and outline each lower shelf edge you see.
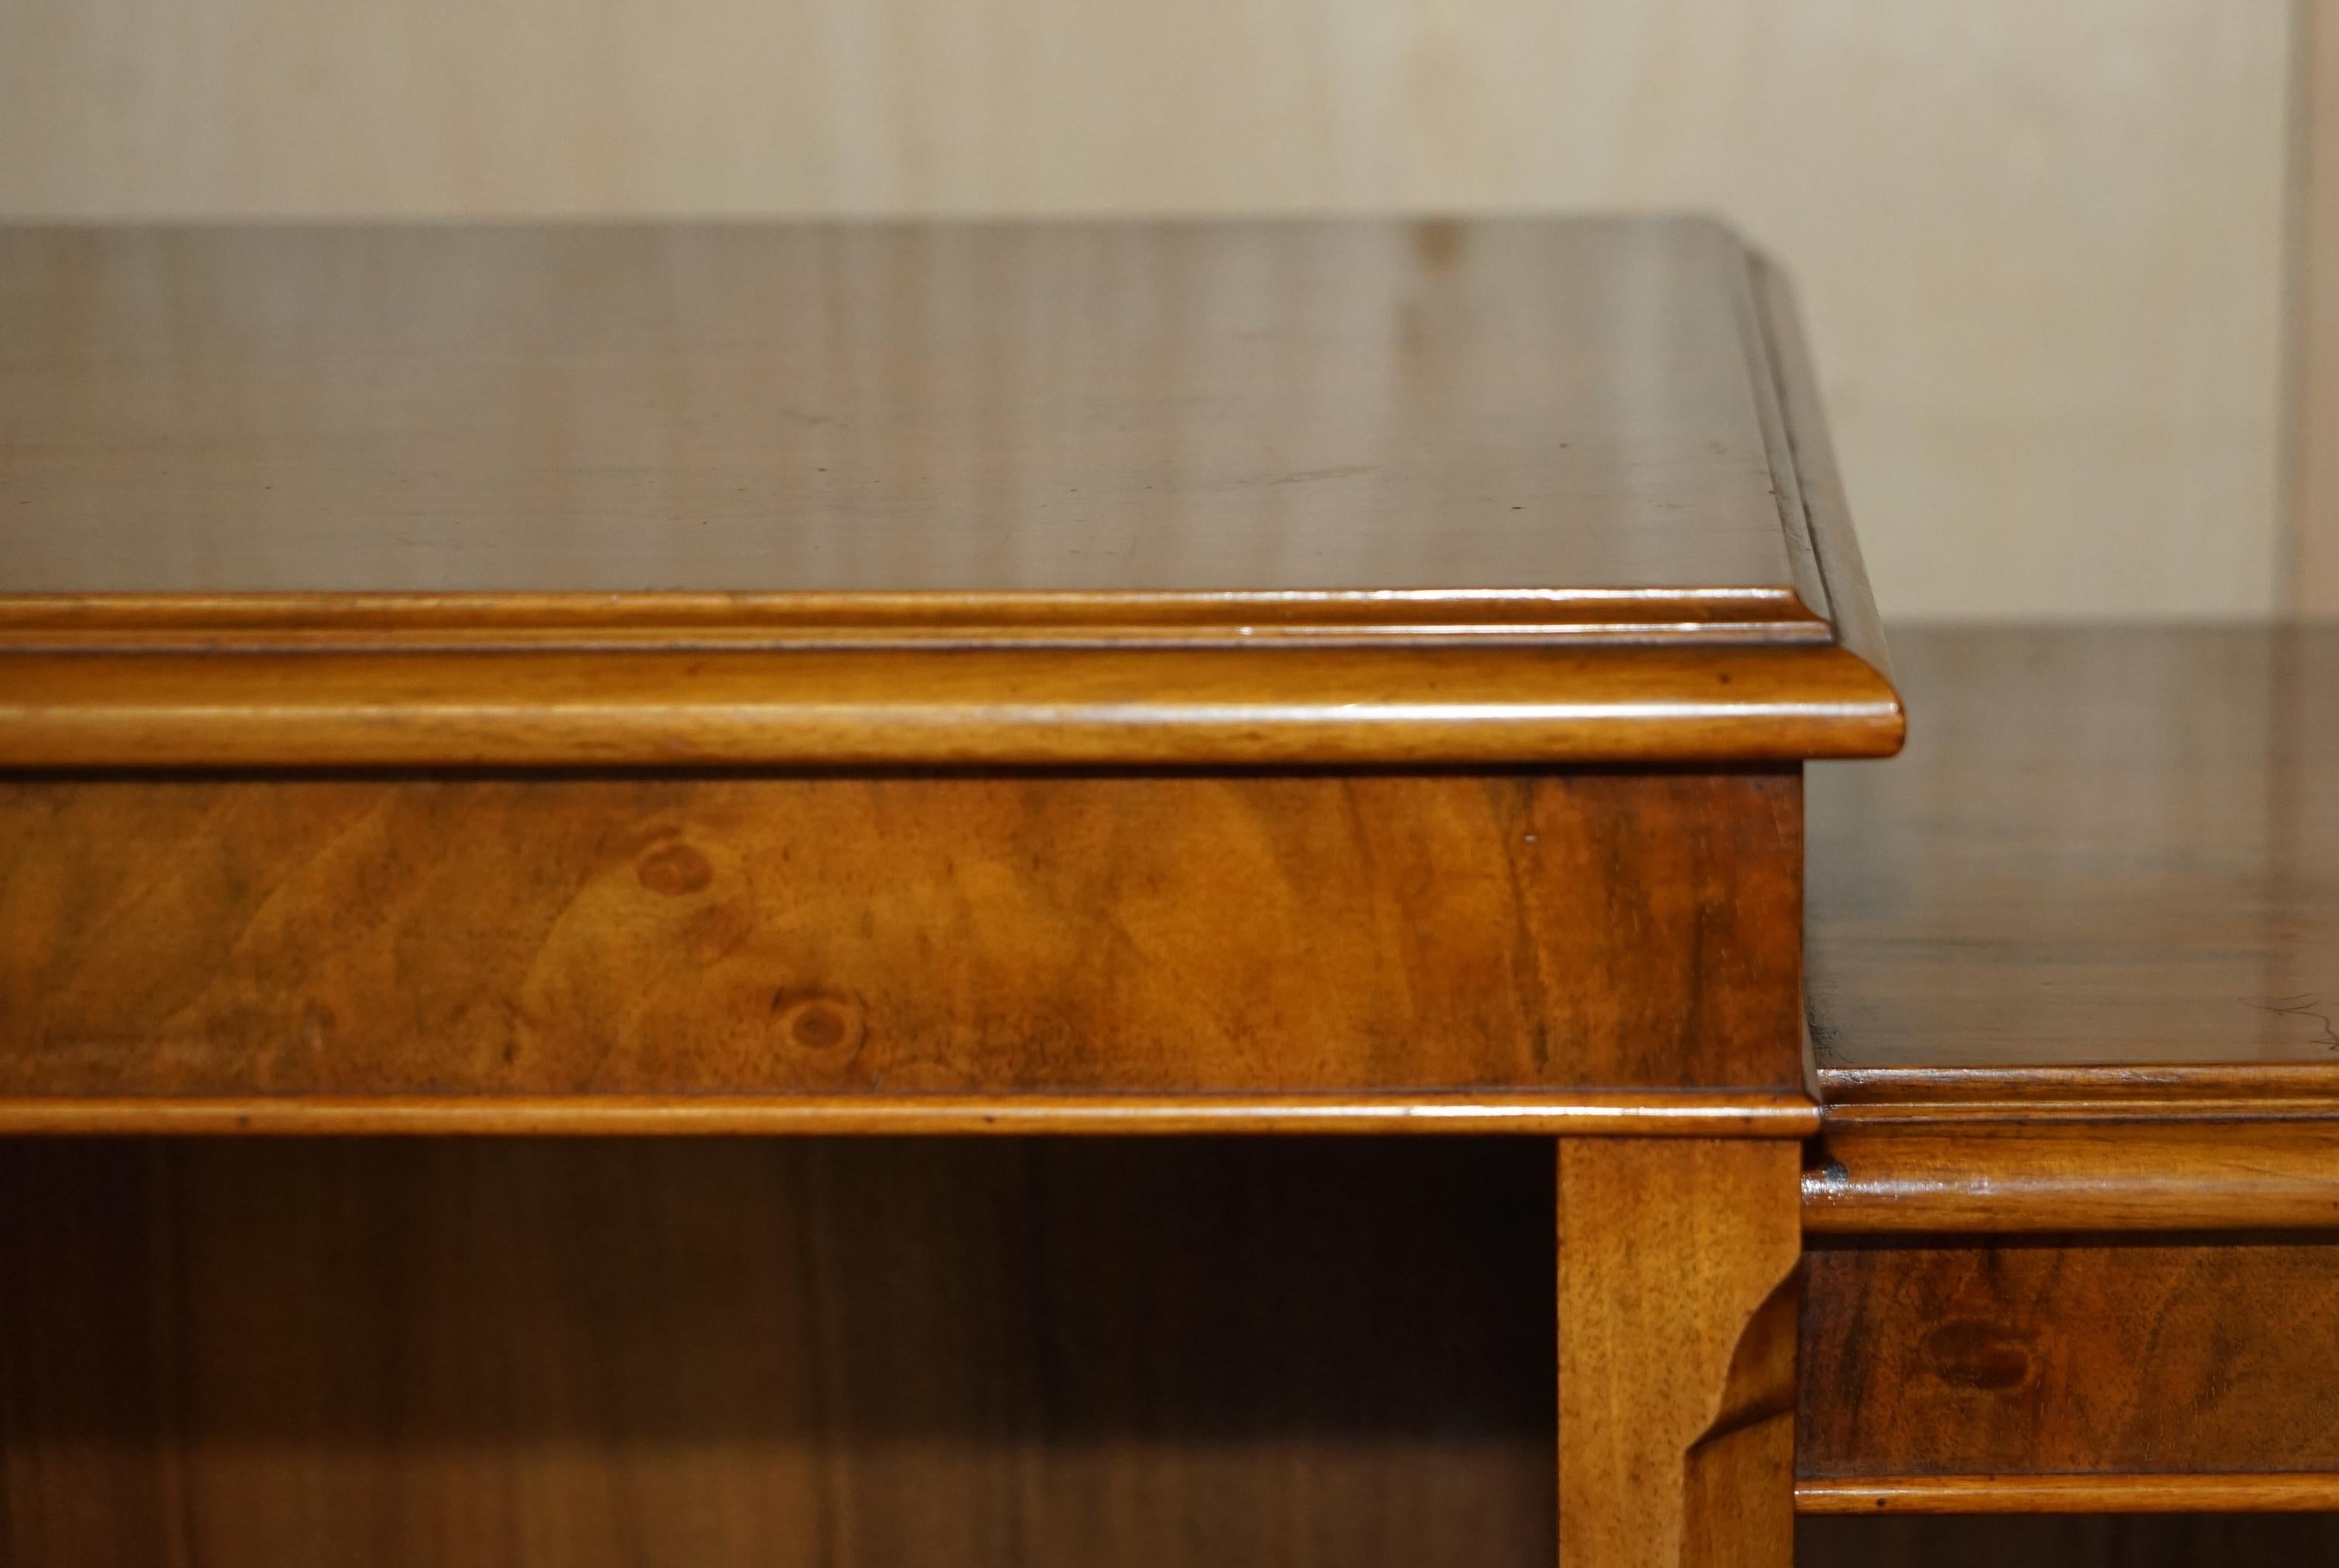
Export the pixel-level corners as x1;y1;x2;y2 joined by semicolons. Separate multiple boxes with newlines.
1797;1474;2339;1515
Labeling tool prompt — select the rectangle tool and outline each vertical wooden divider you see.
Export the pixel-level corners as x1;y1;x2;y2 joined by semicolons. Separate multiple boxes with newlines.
1557;1139;1803;1568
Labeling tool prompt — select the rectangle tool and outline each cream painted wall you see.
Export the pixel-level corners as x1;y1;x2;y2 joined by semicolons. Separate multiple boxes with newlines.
0;0;2293;619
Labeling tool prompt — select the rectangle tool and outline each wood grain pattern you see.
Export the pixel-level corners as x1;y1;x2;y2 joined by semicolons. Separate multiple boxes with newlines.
0;217;1873;1560
1810;625;2339;1077
0;1136;1558;1568
1800;1473;2339;1514
1557;1139;1800;1568
1748;252;1893;687
0;219;1813;603
1804;1120;2339;1232
15;1139;2339;1563
1798;1238;2339;1481
0;644;1903;770
0;219;1901;769
1799;1512;2339;1563
1797;624;2339;1515
0;1092;1823;1139
0;770;1811;1108
1820;1061;2339;1110
1806;627;2339;1243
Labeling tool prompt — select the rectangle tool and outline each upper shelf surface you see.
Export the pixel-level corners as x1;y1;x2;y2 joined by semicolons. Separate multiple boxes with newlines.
1811;625;2339;1089
0;216;1900;766
3;217;1820;612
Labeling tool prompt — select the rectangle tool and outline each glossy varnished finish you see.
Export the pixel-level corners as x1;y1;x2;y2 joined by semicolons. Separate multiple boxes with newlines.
1800;1514;2339;1559
1811;625;2339;1081
0;1095;1821;1139
0;770;1806;1115
1799;626;2339;1518
0;220;1892;1566
1800;1474;2339;1515
18;1142;2339;1562
1805;1119;2339;1232
15;1145;2336;1563
0;644;1900;770
0;217;1900;768
1801;630;2339;1235
1556;1140;1800;1568
0;1137;1559;1568
0;219;1821;603
1799;1238;2339;1487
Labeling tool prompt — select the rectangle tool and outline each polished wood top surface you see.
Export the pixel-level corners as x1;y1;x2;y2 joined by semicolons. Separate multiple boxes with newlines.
0;217;1900;767
3;217;1814;612
1811;625;2339;1086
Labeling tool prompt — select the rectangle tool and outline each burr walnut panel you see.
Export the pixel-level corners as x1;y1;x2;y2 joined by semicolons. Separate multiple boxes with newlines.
0;768;1806;1107
1799;1238;2339;1481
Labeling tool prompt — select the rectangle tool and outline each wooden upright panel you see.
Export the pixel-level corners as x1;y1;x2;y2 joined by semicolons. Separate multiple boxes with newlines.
1558;1140;1801;1568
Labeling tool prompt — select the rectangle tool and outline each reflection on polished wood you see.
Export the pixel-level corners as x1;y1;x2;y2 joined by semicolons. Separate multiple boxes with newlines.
1800;1474;2339;1515
1800;626;2339;1529
13;1136;2339;1563
1811;625;2339;1081
1804;1119;2339;1232
0;217;1903;767
0;1138;1560;1568
0;770;1807;1114
1557;1140;1800;1568
1801;1238;2339;1484
0;218;1896;1566
0;218;1815;603
0;1094;1824;1139
0;643;1903;769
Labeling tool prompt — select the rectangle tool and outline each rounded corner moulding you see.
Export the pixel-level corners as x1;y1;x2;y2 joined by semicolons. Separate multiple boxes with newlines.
0;639;1905;769
1794;1474;2339;1515
0;217;1903;769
